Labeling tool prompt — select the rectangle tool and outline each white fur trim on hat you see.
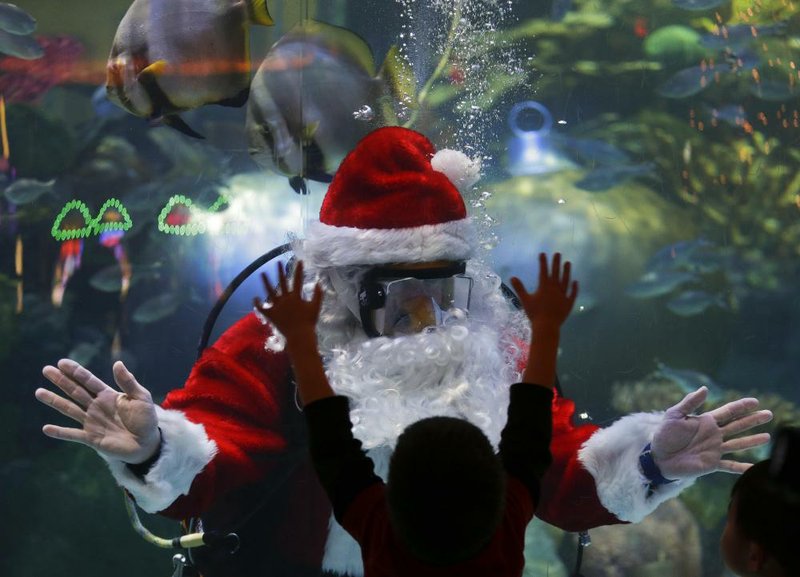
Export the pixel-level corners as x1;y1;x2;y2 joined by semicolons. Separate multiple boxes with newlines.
431;149;482;192
102;406;218;513
302;217;475;267
578;411;694;523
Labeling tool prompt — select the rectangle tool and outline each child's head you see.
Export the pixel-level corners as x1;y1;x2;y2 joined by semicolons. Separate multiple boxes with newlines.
720;455;799;576
386;416;506;565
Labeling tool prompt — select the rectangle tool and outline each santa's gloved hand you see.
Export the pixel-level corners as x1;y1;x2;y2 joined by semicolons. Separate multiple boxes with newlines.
651;386;773;480
36;359;161;465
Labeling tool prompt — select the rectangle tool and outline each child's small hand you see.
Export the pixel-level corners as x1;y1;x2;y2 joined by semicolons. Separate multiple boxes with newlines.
510;252;578;330
253;261;323;341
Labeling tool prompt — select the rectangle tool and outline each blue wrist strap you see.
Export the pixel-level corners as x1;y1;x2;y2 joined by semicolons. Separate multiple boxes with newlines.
639;442;677;488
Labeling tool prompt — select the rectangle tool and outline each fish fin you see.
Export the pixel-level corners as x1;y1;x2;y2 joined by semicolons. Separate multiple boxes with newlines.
246;0;274;26
306;170;333;183
302;121;320;141
289;176;308;195
377;45;418;124
162;115;205;140
299;139;332;184
294;20;376;76
138;60;169;83
215;87;249;108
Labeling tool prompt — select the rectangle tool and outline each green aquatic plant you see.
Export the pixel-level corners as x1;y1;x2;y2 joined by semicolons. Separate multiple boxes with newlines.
566;108;800;295
402;0;463;128
729;0;798;23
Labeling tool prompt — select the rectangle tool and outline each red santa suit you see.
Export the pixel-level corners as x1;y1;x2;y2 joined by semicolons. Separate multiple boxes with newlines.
101;128;693;576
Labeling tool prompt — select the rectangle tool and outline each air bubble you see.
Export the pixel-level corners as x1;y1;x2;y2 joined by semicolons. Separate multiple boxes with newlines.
353;105;374;121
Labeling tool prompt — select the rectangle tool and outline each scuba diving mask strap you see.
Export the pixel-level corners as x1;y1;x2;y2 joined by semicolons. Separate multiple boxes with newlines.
357;282;386;337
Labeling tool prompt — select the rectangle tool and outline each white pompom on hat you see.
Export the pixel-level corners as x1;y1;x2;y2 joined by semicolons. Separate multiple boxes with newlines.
430;148;482;192
302;127;479;267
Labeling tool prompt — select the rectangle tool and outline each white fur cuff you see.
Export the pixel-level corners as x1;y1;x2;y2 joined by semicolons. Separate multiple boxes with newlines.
302;218;476;267
102;406;218;513
578;412;695;523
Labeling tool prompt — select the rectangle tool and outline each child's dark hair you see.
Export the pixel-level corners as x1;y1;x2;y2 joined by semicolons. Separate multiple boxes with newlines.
386;416;506;565
730;457;800;575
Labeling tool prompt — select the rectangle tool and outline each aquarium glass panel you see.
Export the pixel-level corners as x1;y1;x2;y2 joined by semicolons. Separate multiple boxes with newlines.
3;0;797;576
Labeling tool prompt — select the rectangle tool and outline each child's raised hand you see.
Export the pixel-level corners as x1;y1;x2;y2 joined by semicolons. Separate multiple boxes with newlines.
510;252;578;330
253;261;323;340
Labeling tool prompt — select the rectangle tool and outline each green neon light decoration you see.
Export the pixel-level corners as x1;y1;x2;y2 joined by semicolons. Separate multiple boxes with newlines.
157;194;230;236
92;198;133;235
52;193;233;241
51;200;94;241
208;194;229;213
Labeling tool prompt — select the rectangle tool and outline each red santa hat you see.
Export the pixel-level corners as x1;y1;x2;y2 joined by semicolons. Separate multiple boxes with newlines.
302;127;481;267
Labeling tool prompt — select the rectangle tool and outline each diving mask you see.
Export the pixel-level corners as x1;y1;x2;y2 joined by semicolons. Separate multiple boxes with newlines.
357;262;473;337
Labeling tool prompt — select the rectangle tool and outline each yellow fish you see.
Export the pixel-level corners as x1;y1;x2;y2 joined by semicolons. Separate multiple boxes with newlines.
106;0;272;138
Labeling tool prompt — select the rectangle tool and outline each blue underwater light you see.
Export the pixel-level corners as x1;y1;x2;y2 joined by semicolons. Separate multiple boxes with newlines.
506;101;573;176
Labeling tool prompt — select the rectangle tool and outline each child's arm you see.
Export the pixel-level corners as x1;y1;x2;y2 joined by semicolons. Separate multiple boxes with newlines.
256;261;382;530
254;260;333;406
510;252;578;388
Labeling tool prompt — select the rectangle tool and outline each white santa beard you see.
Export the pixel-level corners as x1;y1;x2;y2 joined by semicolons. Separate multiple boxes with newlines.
312;254;532;454
302;259;530;450
322;322;520;450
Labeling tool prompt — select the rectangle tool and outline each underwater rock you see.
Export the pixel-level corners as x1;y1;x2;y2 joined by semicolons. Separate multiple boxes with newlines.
573;499;702;577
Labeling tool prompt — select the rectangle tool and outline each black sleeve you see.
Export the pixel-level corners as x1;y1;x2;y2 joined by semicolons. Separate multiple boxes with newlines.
498;383;554;504
303;395;382;521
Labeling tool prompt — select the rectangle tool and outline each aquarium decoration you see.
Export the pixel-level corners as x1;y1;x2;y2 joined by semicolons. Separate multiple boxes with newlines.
157;193;231;236
51;198;132;241
93;198;132;235
50;199;93;241
49;199;132;306
506;101;573;176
